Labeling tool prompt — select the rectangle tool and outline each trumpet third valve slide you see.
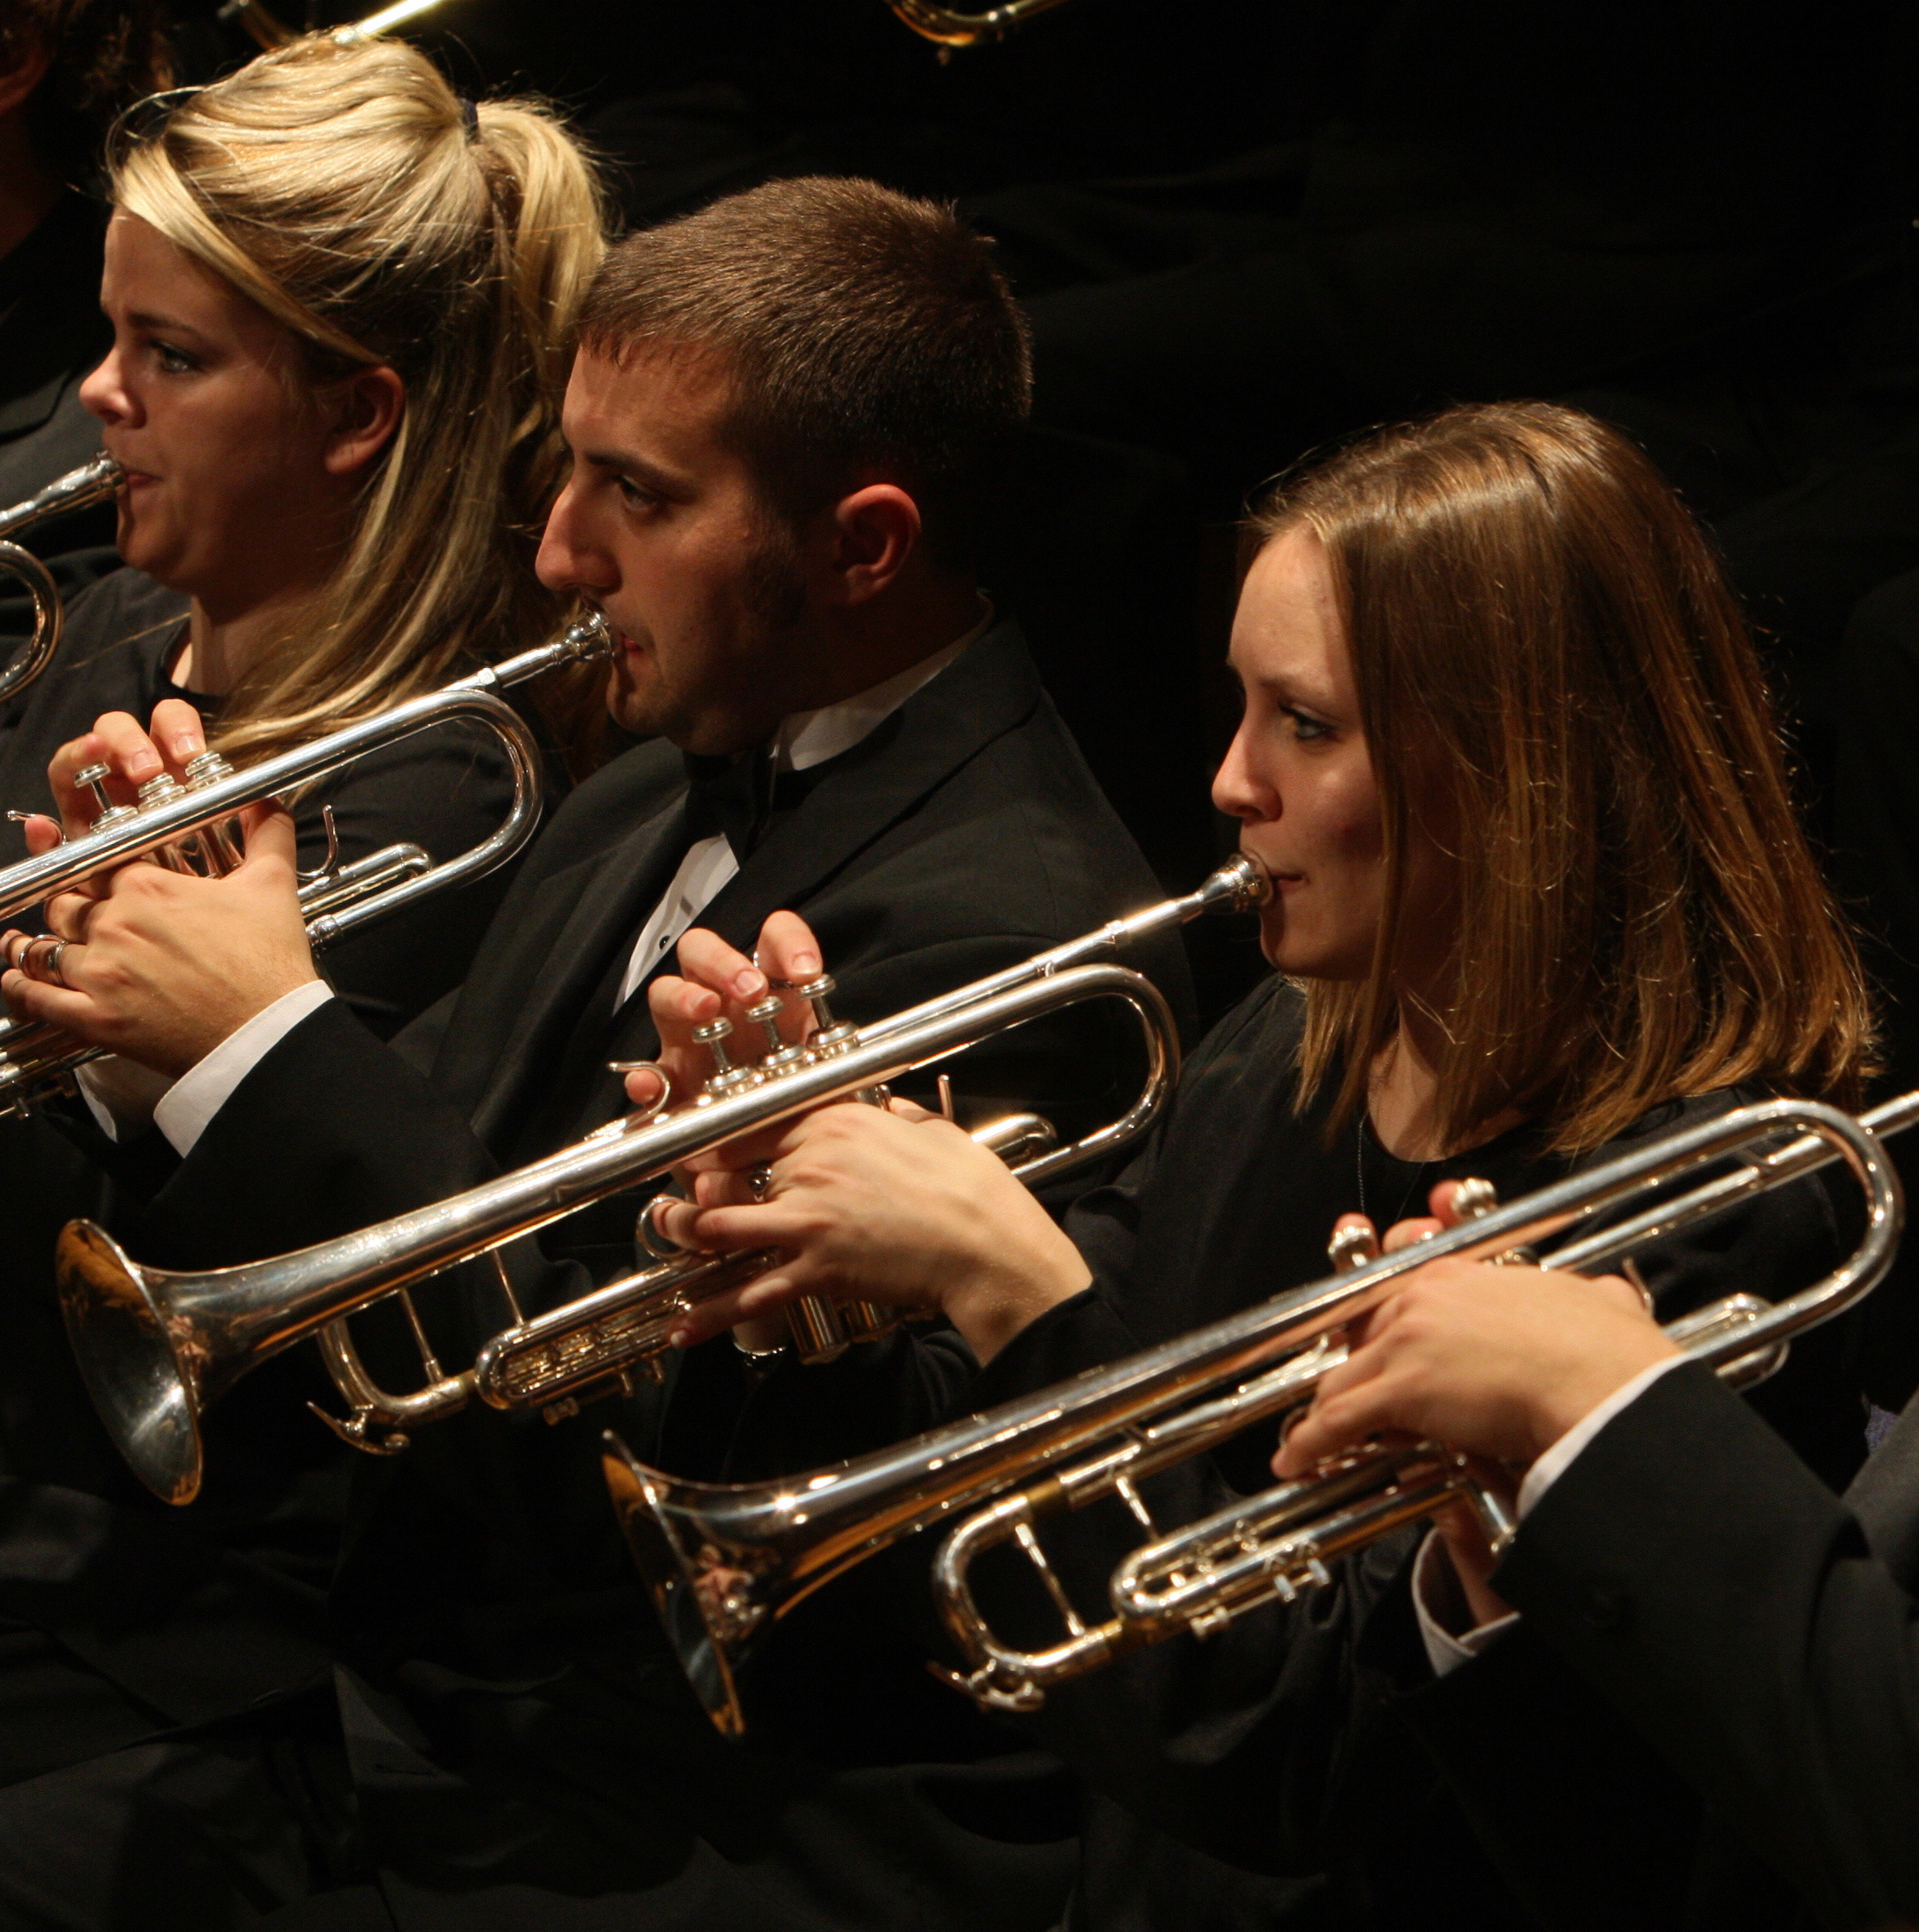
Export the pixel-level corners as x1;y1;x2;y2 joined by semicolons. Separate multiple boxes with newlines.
54;854;1268;1505
598;1087;1913;1736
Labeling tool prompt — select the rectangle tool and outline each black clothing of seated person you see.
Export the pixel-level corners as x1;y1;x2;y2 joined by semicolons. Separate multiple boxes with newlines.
0;180;1193;1931
1420;1357;1919;1932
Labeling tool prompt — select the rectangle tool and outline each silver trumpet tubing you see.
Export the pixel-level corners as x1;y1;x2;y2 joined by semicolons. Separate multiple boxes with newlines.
600;1088;1913;1736
55;855;1268;1505
0;454;124;707
0;615;612;1121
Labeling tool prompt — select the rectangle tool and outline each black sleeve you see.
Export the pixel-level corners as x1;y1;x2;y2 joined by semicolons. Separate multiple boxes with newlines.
1485;1362;1919;1932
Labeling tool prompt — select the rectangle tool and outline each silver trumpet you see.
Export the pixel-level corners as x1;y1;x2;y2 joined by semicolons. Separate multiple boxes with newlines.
0;454;124;707
599;1088;1912;1736
56;855;1267;1504
0;614;612;1120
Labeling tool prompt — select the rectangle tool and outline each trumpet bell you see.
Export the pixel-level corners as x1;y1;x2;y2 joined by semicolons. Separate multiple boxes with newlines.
603;1434;770;1739
56;1221;212;1507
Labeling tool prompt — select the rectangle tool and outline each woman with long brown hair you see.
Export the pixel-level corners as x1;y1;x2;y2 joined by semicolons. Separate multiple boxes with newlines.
631;399;1878;1930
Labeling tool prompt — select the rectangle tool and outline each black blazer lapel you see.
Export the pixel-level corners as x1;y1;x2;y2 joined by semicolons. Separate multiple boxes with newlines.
595;622;1044;1079
463;796;695;1146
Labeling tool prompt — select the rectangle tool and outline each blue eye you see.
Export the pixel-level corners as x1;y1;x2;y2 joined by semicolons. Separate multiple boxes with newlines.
152;342;196;375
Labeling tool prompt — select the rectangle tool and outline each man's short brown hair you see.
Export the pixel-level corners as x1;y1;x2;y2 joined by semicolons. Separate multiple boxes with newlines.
1;0;169;189
578;175;1032;566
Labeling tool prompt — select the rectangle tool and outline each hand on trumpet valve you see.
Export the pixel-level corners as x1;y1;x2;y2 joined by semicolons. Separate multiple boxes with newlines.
624;910;829;1126
646;1094;1094;1362
0;783;316;1077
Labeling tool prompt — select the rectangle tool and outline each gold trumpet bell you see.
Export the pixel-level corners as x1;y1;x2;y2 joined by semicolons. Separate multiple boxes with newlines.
56;1221;219;1507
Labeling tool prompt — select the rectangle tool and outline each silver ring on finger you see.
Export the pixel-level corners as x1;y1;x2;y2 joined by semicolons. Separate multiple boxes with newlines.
746;1162;774;1203
28;937;68;988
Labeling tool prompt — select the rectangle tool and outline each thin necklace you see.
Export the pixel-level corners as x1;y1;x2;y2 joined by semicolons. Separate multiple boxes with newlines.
1357;1112;1431;1227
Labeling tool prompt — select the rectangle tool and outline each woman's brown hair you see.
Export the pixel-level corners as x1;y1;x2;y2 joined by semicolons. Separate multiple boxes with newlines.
1252;399;1874;1155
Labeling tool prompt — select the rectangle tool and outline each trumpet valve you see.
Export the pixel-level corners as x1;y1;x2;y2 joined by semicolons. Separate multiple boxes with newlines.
1327;1222;1380;1271
694;1017;761;1098
135;773;186;810
1451;1176;1499;1220
73;761;138;834
743;995;805;1073
787;973;859;1055
183;750;236;789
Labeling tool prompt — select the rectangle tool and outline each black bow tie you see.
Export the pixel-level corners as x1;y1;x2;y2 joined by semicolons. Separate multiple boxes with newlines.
682;746;817;861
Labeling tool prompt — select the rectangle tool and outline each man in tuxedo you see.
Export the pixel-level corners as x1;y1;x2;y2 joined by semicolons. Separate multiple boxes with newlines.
0;176;1190;1929
1270;1247;1919;1929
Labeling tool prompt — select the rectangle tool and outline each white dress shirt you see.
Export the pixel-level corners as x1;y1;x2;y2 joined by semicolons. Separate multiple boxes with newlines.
80;613;988;1158
1413;1352;1687;1675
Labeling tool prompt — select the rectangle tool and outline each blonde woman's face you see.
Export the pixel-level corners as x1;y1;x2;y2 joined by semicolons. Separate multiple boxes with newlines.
1212;528;1407;979
79;212;361;617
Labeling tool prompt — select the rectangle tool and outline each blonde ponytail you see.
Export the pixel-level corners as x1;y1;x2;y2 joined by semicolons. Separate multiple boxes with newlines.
111;38;609;768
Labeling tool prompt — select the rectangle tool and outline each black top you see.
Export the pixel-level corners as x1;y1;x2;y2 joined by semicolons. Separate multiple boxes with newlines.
0;565;571;1793
911;973;1866;1932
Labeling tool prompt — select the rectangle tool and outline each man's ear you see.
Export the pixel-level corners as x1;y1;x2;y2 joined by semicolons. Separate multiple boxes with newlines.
321;365;406;479
0;31;52;121
826;482;921;607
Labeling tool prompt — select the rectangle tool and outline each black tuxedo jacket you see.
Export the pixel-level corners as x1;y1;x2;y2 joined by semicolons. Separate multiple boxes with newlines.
1379;1364;1919;1932
110;621;1193;1930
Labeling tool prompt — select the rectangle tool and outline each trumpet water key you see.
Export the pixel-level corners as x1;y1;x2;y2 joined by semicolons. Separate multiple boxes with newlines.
0;454;123;707
56;856;1267;1504
599;1089;1912;1736
0;615;612;1120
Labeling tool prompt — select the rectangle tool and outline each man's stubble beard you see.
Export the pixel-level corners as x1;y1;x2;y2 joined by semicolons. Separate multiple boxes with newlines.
604;514;813;750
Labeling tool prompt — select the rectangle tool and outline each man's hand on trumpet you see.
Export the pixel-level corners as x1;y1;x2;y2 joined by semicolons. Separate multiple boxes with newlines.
630;906;1091;1364
0;702;318;1077
1273;1180;1679;1633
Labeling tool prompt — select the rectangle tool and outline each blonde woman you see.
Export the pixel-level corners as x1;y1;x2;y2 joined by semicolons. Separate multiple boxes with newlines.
0;34;606;1036
636;401;1879;1930
0;34;602;1804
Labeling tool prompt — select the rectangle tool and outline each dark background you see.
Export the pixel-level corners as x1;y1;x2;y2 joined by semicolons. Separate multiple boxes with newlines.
152;2;1919;1119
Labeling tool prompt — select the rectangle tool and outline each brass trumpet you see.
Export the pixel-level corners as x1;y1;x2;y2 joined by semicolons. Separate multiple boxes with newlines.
0;454;123;708
0;614;612;1120
56;855;1266;1504
885;0;1081;49
600;1089;1912;1736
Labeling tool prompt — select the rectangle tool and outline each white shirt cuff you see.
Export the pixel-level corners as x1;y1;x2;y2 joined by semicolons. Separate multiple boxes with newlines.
151;980;334;1158
1516;1355;1689;1519
75;1055;177;1144
1411;1528;1521;1677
